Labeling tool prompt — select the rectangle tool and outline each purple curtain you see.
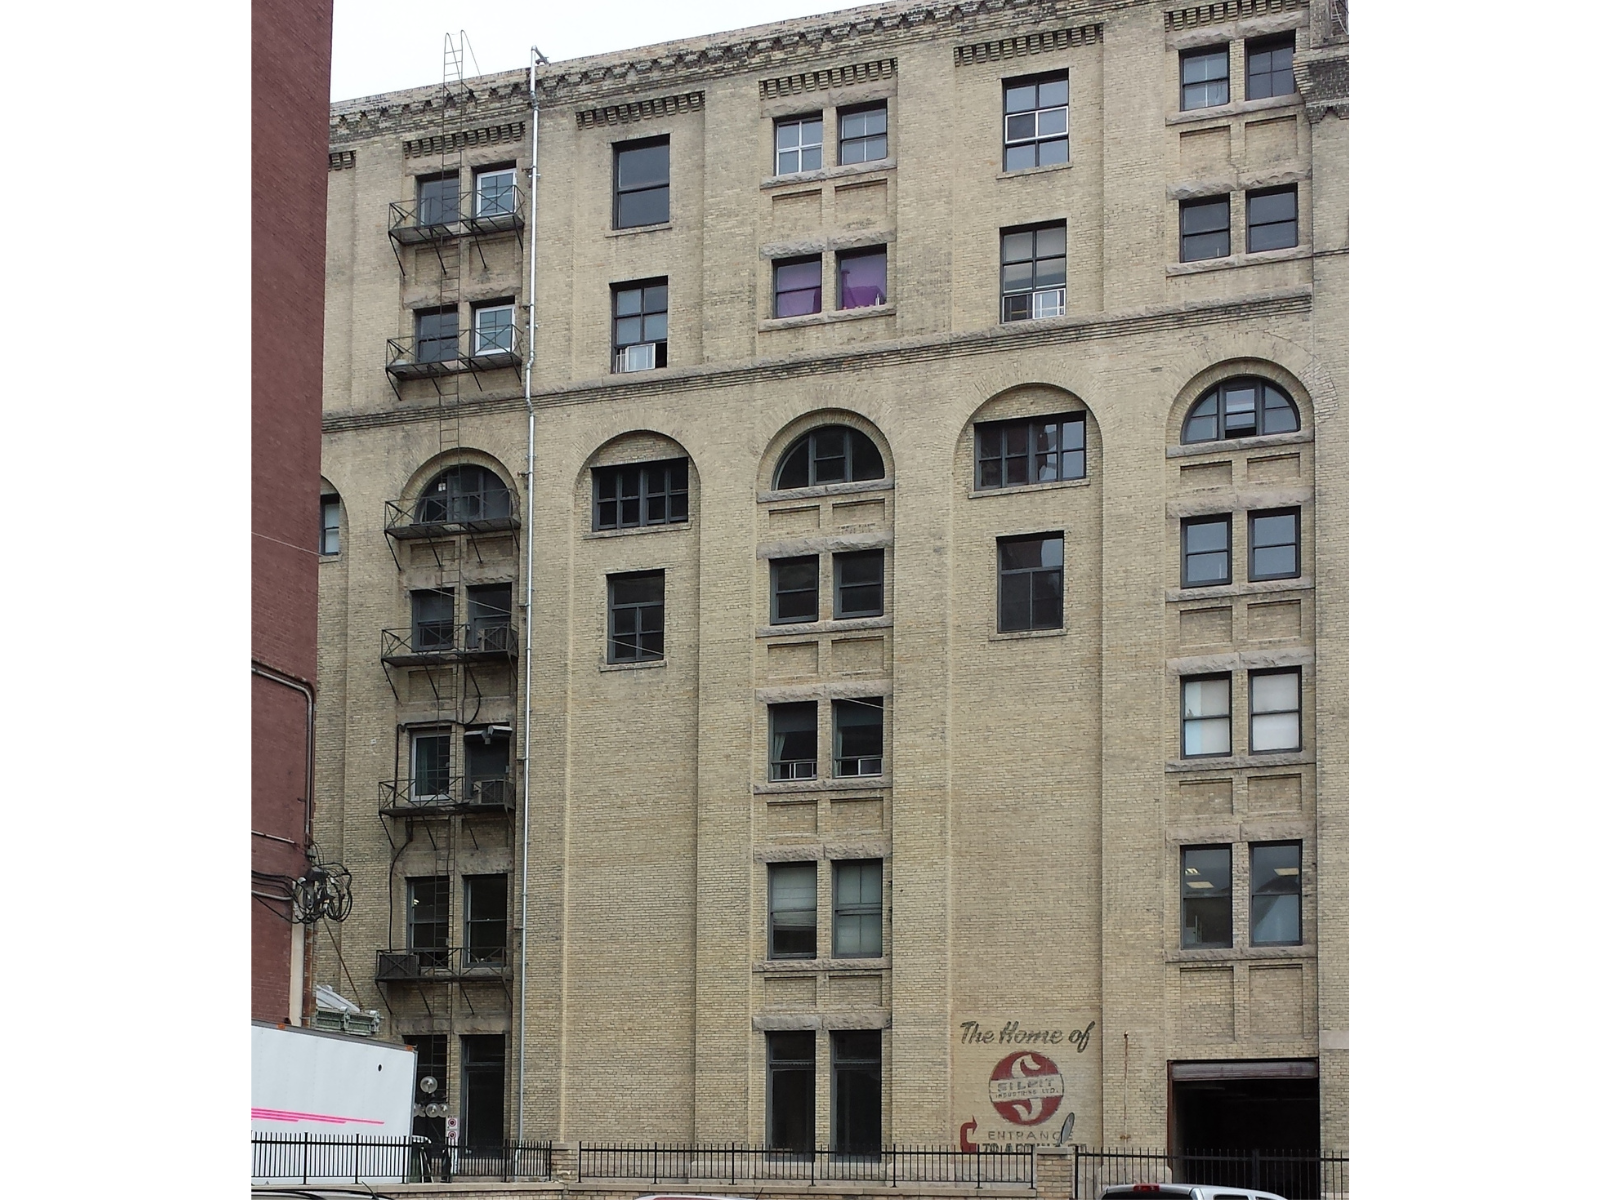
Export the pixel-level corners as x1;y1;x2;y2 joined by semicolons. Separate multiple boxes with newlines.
840;250;887;309
775;260;823;317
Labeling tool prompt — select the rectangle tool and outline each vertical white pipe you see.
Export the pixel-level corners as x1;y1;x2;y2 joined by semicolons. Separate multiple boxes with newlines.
516;43;545;1142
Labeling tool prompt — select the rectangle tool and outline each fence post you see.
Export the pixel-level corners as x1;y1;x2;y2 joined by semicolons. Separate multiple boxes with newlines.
354;1133;362;1185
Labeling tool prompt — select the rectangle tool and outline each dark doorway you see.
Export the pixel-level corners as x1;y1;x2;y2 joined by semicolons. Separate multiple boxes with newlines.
406;1034;448;1142
767;1031;815;1153
831;1030;881;1155
1171;1063;1319;1198
461;1034;506;1151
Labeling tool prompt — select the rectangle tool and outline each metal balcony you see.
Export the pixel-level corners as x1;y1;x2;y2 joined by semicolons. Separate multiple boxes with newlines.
379;774;515;816
385;324;523;382
375;945;511;983
382;489;519;539
380;623;518;666
387;186;526;246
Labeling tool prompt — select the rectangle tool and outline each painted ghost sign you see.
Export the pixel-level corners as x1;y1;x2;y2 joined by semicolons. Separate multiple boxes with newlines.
953;1015;1099;1149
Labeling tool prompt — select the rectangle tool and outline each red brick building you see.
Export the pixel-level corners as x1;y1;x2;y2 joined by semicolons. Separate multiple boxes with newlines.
252;0;334;1024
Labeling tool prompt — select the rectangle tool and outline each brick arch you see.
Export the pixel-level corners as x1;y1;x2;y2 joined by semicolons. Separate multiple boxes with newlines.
759;408;894;494
399;448;522;515
1167;358;1319;448
953;382;1102;485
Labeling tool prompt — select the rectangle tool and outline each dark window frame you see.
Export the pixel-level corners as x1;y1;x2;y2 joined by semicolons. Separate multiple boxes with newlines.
417;171;461;225
774;255;824;318
611;279;668;372
319;494;341;555
1180;195;1231;262
1180;377;1301;444
1248;508;1301;581
768;861;819;959
974;412;1086;490
612;136;670;229
413;305;459;364
416;464;514;524
771;556;821;625
769;701;819;781
1002;70;1070;172
406;875;450;968
832;859;884;958
1181;673;1232;759
1181;515;1233;588
1246;186;1299;253
592;457;690;531
1180;45;1230;111
1249;667;1302;753
1180;844;1233;949
1000;222;1068;323
838;102;889;165
837;245;889;310
463;874;509;965
833;696;884;778
766;1031;817;1152
996;532;1065;632
773;426;886;491
607;570;666;663
1249;840;1303;946
834;549;885;619
831;1029;883;1155
1245;34;1296;100
411;588;456;651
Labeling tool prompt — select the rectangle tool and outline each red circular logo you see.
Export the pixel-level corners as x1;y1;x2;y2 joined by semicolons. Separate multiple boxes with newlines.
987;1051;1065;1126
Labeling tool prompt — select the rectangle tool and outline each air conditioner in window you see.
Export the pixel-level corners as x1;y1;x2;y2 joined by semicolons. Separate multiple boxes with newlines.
617;343;656;373
377;952;421;981
475;624;512;653
1031;289;1066;319
473;778;509;806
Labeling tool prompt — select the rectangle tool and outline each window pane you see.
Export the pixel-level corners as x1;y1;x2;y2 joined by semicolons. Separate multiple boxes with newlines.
1004;83;1036;113
839;249;888;309
1001;231;1034;263
1252;672;1299;714
1183;678;1229;719
616;141;669;190
1184;715;1230;756
1252;711;1300;751
616;187;668;228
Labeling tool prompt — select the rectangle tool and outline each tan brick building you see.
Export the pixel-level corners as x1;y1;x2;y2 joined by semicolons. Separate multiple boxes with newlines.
313;0;1349;1166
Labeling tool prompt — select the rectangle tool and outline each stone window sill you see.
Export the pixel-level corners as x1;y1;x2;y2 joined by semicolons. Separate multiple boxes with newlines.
1168;245;1313;276
760;305;895;332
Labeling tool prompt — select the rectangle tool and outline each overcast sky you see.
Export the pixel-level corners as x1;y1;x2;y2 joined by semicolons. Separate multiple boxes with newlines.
331;0;873;100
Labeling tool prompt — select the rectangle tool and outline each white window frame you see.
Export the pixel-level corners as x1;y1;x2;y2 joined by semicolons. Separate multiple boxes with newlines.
472;304;515;356
410;730;453;804
474;168;517;217
774;115;823;175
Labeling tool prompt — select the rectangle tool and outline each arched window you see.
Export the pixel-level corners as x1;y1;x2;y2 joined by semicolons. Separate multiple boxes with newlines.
773;426;885;490
1181;378;1300;444
416;465;513;523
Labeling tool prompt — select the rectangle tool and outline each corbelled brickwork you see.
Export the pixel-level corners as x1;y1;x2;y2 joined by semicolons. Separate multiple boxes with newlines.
314;0;1347;1159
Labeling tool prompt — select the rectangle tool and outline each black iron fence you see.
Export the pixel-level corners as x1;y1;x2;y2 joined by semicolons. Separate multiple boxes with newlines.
577;1143;1035;1187
1072;1146;1348;1200
251;1133;552;1184
374;944;511;981
380;622;518;660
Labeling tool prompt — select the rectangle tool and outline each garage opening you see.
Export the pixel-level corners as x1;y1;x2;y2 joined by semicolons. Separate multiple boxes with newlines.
1169;1060;1319;1198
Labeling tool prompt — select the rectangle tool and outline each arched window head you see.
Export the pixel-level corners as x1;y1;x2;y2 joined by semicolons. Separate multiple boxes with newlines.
1181;378;1300;444
417;465;513;523
774;426;885;490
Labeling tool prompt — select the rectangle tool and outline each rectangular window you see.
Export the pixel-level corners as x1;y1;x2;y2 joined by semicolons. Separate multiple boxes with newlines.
1181;675;1231;757
997;534;1064;632
1181;845;1232;948
770;702;818;781
613;137;669;229
1247;186;1298;253
1246;35;1296;100
1250;669;1301;752
465;727;511;804
411;730;453;801
592;458;689;530
319;495;340;555
417;172;460;225
1248;508;1300;580
466;583;513;650
775;114;823;174
1000;224;1067;322
1002;72;1069;171
975;413;1086;489
831;1030;882;1155
1250;841;1303;945
833;859;883;958
471;301;515;356
775;256;823;318
839;103;888;164
834;550;884;619
411;588;455;650
1180;46;1229;110
771;556;820;624
407;876;450;967
464;875;508;965
768;862;818;958
612;279;667;372
414;306;459;363
1180;196;1231;261
838;247;888;310
1181;516;1231;586
766;1032;816;1151
460;1034;505;1152
408;1033;449;1103
608;571;665;663
473;166;517;217
833;697;883;777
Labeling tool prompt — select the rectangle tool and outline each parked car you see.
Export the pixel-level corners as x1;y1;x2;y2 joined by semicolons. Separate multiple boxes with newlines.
1100;1186;1289;1200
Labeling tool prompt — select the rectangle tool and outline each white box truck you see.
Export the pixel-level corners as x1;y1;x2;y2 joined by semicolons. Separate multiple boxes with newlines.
251;1021;417;1184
